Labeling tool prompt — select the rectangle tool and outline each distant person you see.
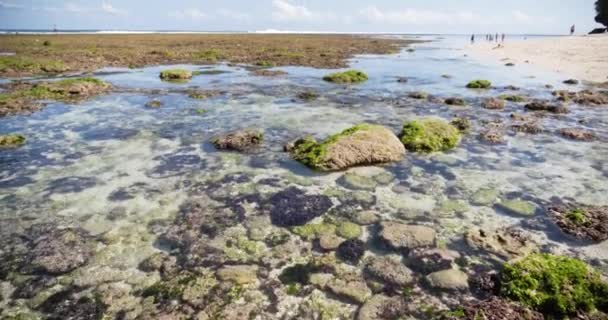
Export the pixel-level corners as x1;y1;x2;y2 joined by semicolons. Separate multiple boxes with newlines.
570;24;575;35
471;34;475;44
501;33;505;42
495;33;499;42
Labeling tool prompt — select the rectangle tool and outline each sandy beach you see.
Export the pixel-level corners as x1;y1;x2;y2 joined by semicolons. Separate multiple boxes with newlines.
468;35;608;83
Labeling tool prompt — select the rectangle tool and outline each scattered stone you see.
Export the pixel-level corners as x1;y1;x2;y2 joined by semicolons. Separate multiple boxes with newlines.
408;248;461;274
547;204;608;243
268;187;332;227
510;121;543;134
364;256;414;287
0;134;26;148
470;187;500;206
337;239;366;264
188;90;220;99
482;97;505;110
426;269;469;291
252;69;287;77
525;100;569;114
466;80;492;89
290;124;405;171
145;100;162;108
479;129;504;144
399;118;461;153
441;297;543;320
563;79;579;85
408;91;428;99
336;221;362;239
495;199;537;217
357;295;407;320
499;94;526;102
327;279;372;304
216;265;258;285
444;97;466;106
559;128;595;141
212;129;263;152
159;69;192;81
465;227;537;260
323;69;368;84
379;222;436;250
450;117;471;132
340;172;378;191
319;233;343;250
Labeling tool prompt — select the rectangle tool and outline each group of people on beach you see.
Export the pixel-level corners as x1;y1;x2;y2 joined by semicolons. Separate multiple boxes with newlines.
470;33;505;44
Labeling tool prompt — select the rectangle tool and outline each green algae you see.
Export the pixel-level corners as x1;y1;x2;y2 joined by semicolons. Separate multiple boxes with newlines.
466;79;492;89
323;69;368;84
0;56;67;74
499;94;527;102
335;222;362;239
159;69;192;80
566;208;588;225
399;118;461;153
292;222;336;240
0;134;26;148
192;49;223;62
496;199;536;217
501;254;608;317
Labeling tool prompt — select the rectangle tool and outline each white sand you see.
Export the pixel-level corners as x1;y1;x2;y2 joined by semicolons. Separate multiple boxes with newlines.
468;35;608;83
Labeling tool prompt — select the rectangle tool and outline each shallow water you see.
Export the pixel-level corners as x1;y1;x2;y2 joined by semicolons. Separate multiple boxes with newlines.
1;35;607;319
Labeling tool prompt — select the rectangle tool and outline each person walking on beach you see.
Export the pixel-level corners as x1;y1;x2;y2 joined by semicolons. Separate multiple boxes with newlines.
570;24;575;35
501;33;505;42
495;33;499;42
471;34;475;44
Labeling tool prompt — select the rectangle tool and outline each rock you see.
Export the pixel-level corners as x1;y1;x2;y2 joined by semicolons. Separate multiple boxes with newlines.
589;28;608;34
482;97;505;110
336;239;366;264
510;121;543;134
357;294;406;320
379;222;436;250
450;117;471;132
212;129;263;152
336;221;362;239
252;69;287;77
351;211;380;225
563;79;579;85
470;187;500;206
525;100;569;114
327;279;372;304
323;70;368;83
309;273;334;288
188;90;220;100
407;248;461;274
399;118;461;153
426;269;469;291
268;187;332;227
292;222;336;240
290;124;405;171
145;100;162;108
444;97;466;106
495;199;537;217
559;128;595;141
466;80;492;89
297;91;319;101
216;265;258;285
25;227;94;275
0;134;26;148
340;172;378;191
465;227;537;260
319;233;343;250
479;129;504;144
437;199;470;216
547;204;608;243
159;69;192;80
364;256;414;286
408;91;428;99
505;62;515;67
396;77;408;83
442;297;543;320
500;94;526;102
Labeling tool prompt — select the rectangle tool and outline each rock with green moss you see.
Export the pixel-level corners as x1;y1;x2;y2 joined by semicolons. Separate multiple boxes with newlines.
470;187;500;206
466;80;492;89
499;94;527;103
159;69;192;81
399;118;461;153
292;222;336;240
340;172;378;191
548;204;608;243
0;134;26;149
216;265;258;285
500;253;608;317
336;222;362;239
289;124;405;171
450;117;471;132
323;70;368;84
409;91;428;99
495;199;537;217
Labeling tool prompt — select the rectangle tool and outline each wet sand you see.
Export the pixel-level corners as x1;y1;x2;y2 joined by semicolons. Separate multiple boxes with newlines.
468;35;608;84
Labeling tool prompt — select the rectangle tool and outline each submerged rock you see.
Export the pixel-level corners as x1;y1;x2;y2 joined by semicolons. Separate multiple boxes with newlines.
548;204;608;243
336;239;366;264
364;256;414;287
466;79;492;89
357;294;407;320
379;222;436;250
268;187;333;227
444;97;466;106
159;69;192;81
525;100;569;114
479;129;504;144
465;227;537;261
441;297;543;320
482;97;505;110
399;118;461;153
559;128;595;141
216;265;258;285
450;117;471;132
289;124;405;171
340;172;378;191
251;69;287;77
495;199;537;217
407;248;461;274
39;289;106;320
212;129;263;152
327;279;372;304
426;269;469;291
510;121;543;134
297;90;319;101
145;100;162;108
0;134;26;148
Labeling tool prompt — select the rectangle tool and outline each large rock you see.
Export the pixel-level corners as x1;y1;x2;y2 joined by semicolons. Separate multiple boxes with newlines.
407;248;461;274
399;118;461;153
426;269;469;291
465;227;537;261
212;130;263;152
379;222;436;250
289;124;405;171
364;256;414;286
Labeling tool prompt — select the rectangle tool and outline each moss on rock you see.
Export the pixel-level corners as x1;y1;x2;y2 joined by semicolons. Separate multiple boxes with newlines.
323;69;368;84
500;254;608;317
159;69;192;81
336;221;362;239
399;118;461;153
292;222;336;240
0;134;26;148
466;80;492;89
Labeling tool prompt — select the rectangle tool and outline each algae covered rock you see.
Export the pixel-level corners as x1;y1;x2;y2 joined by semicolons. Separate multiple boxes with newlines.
323;69;368;84
466;79;492;89
495;199;537;217
216;265;258;285
442;297;543;320
212;129;263;152
399;118;461;153
159;69;192;81
465;227;537;261
379;222;436;250
336;221;362;239
290;124;405;171
483;97;505;110
500;253;608;317
364;256;414;287
0;134;26;149
336;239;366;264
426;269;469;292
548;204;608;243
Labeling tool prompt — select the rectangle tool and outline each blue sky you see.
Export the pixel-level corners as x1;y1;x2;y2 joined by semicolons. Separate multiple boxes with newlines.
0;0;601;34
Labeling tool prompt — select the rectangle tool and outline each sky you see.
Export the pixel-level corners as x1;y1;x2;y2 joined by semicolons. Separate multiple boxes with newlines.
0;0;602;34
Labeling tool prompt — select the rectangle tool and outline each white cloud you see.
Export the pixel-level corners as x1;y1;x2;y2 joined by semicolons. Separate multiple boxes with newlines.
0;1;23;9
358;6;485;25
169;8;207;20
271;0;331;22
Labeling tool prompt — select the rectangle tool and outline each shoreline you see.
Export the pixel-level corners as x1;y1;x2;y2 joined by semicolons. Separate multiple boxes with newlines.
467;35;608;84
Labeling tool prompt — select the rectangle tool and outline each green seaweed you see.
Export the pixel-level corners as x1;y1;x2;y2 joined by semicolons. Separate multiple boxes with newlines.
499;94;527;102
292;222;336;240
466;80;492;89
335;222;362;239
0;56;66;74
323;69;368;84
159;69;192;80
0;134;26;148
399;118;461;153
566;208;588;225
500;254;608;317
192;49;223;62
